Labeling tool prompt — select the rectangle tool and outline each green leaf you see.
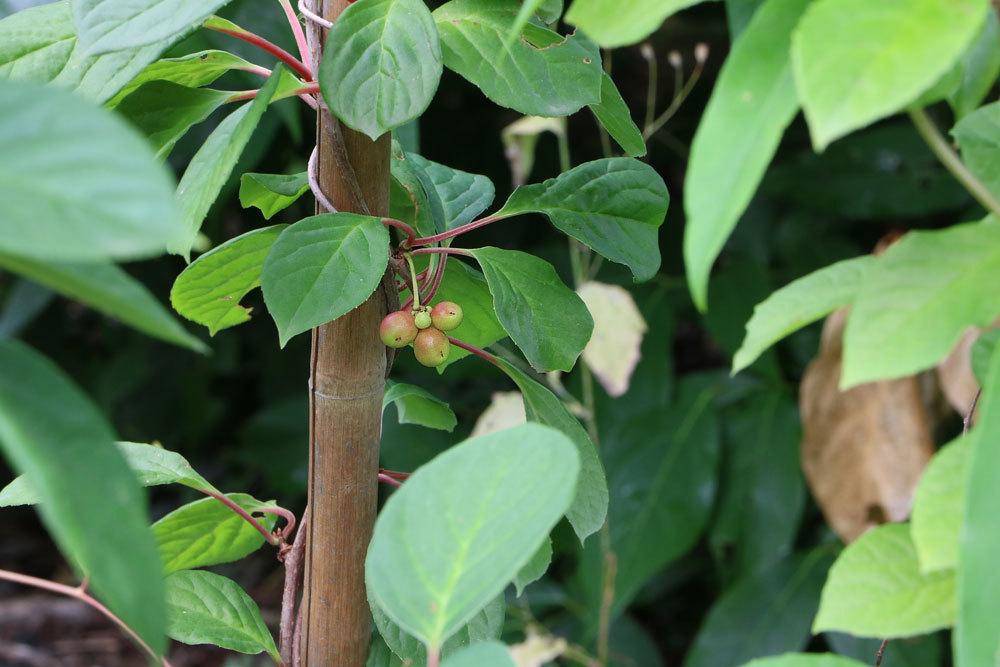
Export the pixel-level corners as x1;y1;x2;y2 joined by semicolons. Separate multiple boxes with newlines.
261;213;390;346
165;569;279;660
366;423;580;650
116;81;231;161
791;0;990;150
684;549;835;667
470;248;593;372
494;358;608;542
590;72;646;158
0;254;205;353
108;49;258;107
0;280;52;340
433;0;602;117
441;642;515;667
239;172;310;220
408;154;495;231
0;1;174;104
0;79;180;261
372;594;505;664
684;0;811;310
911;437;968;573
814;524;955;637
171;225;287;335
391;142;440;237
953;100;1000;200
383;381;457;431
74;0;234;54
842;218;1000;388
972;328;1000;384
320;0;442;140
0;442;217;506
733;256;873;373
738;656;868;667
565;0;702;48
0;340;165;655
497;158;669;281
514;537;552;596
153;493;276;574
950;11;1000;118
957;343;1000;665
826;633;943;667
168;67;282;258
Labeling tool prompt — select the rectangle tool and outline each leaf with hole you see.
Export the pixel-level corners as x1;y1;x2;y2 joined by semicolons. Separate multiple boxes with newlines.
366;423;579;650
261;213;390;346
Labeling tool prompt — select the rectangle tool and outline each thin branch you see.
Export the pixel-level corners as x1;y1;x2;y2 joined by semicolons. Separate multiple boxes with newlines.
422;252;448;303
299;0;333;28
279;508;309;664
308;146;336;213
379;469;411;481
205;23;313;81
410;215;505;246
448;336;498;364
596;548;617;665
909;107;1000;219
0;569;172;667
410;247;472;258
257;505;297;540
383;218;417;247
643;46;707;140
965;388;982;434
378;473;402;488
204;491;280;546
278;0;311;68
874;639;888;666
227;83;320;105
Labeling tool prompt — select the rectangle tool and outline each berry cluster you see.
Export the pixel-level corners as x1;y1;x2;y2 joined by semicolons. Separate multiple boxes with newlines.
380;301;464;367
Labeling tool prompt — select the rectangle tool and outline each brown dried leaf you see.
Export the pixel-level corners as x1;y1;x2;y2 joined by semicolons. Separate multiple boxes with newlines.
800;308;934;542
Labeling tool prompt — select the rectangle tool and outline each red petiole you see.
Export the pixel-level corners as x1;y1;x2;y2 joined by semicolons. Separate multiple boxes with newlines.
206;24;313;81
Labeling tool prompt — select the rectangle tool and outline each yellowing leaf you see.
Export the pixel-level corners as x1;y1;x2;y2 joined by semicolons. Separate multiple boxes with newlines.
472;391;527;437
577;282;647;397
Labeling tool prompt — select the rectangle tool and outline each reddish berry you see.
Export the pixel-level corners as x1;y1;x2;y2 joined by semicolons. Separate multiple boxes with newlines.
431;301;464;331
413;328;450;367
379;310;417;348
413;307;432;330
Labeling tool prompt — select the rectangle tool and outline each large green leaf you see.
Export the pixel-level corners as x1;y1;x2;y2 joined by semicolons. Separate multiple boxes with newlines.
0;340;165;655
165;569;279;660
738;656;868;667
684;0;811;310
814;524;955;637
495;358;608;542
108;49;258;107
371;594;504;664
168;68;282;258
842;218;1000;388
590;72;647;158
950;11;1000;118
0;1;173;104
791;0;990;150
408;154;495;231
239;172;310;220
497;158;669;281
0;254;205;353
440;642;515;667
953;100;1000;199
0;79;180;261
433;0;602;117
733;256;872;373
383;381;457;432
366;423;579;650
171;225;286;335
117;81;231;160
684;549;835;667
320;0;442;140
911;437;967;573
261;213;390;346
74;0;234;54
470;248;593;372
565;0;704;48
957;344;1000;665
153;493;276;574
0;441;217;506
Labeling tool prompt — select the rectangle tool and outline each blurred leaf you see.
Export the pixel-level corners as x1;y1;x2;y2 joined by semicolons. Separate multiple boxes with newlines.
565;0;703;48
608;615;665;667
577;281;647;397
117;81;231;160
0;280;51;338
739;656;867;667
814;524;954;637
826;631;943;667
950;11;1000;118
441;642;515;667
911;437;967;573
514;538;552;596
472;391;526;436
153;493;276;574
471;248;593;372
165;569;279;660
319;0;442;140
501;115;565;187
434;0;602;116
590;72;646;157
74;0;232;53
801;309;934;542
509;631;566;666
683;549;835;667
108;49;258;107
239;172;309;220
791;0;989;150
261;213;390;346
366;423;579;649
953;100;1000;199
383;381;457;432
684;0;809;309
972;327;1000;384
169;67;282;258
0;340;166;655
0;254;206;352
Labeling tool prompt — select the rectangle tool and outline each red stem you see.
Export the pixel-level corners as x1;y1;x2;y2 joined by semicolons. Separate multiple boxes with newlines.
383;218;418;247
279;508;309;664
379;469;411;480
422;253;448;303
448;336;498;365
0;568;172;666
207;25;313;81
257;505;297;539
410;247;472;258
411;215;504;246
278;0;310;66
378;473;402;488
205;491;281;546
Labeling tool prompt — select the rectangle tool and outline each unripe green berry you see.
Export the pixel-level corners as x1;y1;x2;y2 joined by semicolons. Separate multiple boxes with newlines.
413;308;432;330
431;301;464;331
413;328;450;367
379;310;417;348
